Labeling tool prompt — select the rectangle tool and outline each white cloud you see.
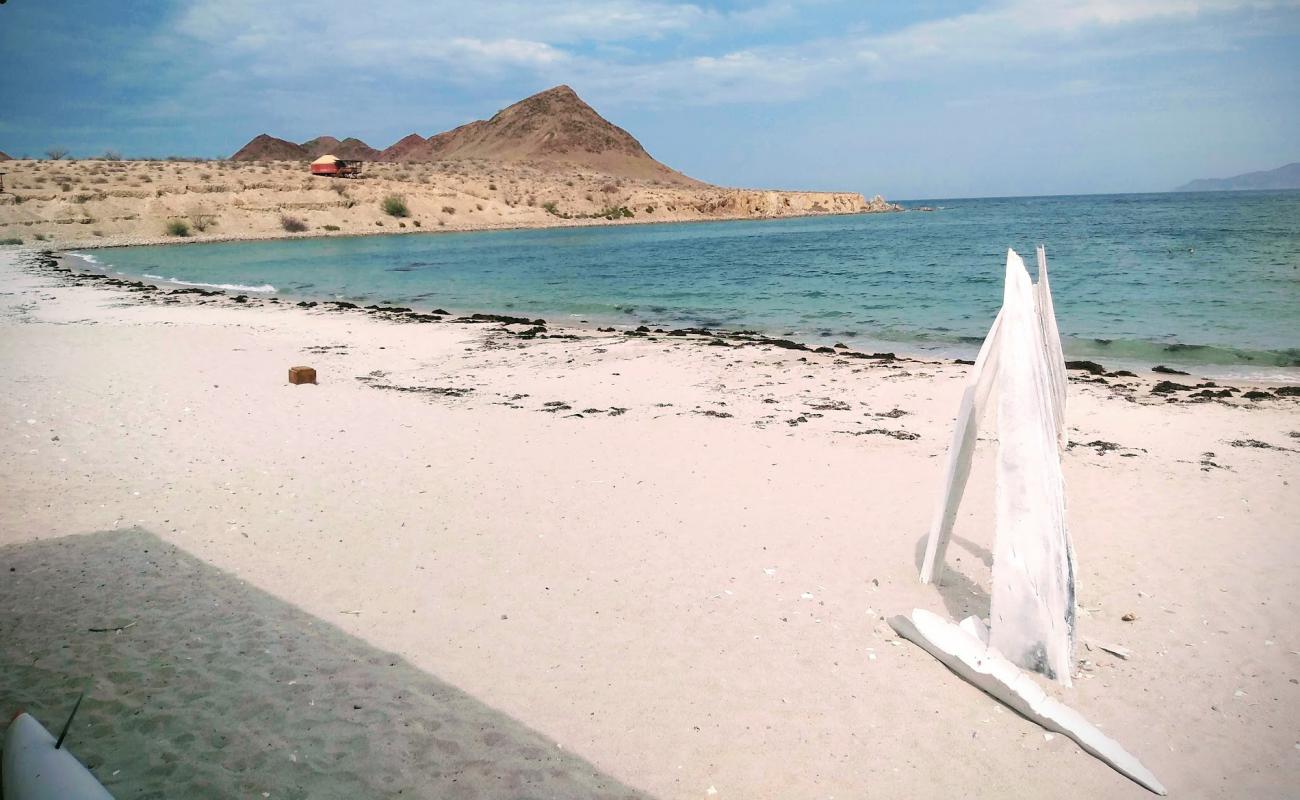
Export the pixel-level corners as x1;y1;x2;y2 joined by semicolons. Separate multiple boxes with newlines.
156;0;1300;110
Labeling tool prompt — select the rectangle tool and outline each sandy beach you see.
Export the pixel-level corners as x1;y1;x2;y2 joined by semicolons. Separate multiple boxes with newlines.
1;247;1297;798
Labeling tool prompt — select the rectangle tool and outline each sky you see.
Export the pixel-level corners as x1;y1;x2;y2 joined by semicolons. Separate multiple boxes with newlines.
0;0;1297;199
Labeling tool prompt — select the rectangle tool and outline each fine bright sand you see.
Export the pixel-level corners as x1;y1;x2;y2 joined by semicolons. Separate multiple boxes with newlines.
1;249;1297;798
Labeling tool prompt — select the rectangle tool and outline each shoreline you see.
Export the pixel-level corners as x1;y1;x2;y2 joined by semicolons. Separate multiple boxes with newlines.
2;246;1298;798
47;206;897;252
55;247;1300;384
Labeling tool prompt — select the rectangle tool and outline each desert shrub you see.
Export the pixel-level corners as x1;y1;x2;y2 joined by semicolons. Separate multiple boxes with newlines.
487;183;497;191
322;224;340;231
598;206;634;220
60;182;72;192
0;237;22;245
600;183;618;194
441;205;456;215
74;193;96;204
280;214;307;232
189;207;217;231
93;230;104;237
412;220;421;227
165;219;190;237
101;150;122;161
381;194;409;217
542;201;560;216
475;203;484;211
45;148;69;161
33;233;48;241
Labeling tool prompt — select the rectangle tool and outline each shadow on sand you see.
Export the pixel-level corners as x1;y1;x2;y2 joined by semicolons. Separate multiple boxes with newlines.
0;528;649;799
912;532;992;621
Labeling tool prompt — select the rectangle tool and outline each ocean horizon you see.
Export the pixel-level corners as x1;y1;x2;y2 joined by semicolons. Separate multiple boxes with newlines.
73;189;1300;377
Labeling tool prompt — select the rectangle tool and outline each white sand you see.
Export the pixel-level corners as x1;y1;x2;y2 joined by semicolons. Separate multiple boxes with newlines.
1;248;1297;798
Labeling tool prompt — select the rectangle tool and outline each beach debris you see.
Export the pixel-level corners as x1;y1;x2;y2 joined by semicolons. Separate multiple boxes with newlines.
288;365;317;385
1065;360;1106;375
891;609;1166;795
87;620;137;633
1229;438;1289;451
1199;452;1229;471
1122;612;1137;622
1086;639;1132;660
1151;365;1190;375
901;247;1164;793
840;427;919;440
1151;380;1193;395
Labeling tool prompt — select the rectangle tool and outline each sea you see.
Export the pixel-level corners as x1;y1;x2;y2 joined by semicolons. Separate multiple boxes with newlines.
73;190;1300;377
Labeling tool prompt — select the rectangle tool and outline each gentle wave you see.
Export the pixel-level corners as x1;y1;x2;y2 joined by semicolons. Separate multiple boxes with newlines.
142;274;277;293
69;251;101;265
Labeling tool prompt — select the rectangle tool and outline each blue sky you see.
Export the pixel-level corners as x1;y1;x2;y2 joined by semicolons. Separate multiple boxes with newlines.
1;0;1297;199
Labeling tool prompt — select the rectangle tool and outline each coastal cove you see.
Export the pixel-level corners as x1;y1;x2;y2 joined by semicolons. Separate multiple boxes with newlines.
70;190;1300;375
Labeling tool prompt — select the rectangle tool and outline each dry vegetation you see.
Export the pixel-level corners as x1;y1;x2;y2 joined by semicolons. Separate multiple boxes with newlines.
0;158;894;249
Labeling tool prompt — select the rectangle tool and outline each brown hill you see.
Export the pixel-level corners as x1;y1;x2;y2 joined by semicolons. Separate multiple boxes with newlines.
0;151;11;161
231;134;307;161
335;137;381;161
299;136;380;161
230;85;697;183
418;86;695;183
379;134;435;162
300;136;341;159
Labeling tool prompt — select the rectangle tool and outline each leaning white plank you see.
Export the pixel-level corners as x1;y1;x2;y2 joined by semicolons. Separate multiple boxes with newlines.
1034;245;1068;447
890;609;1166;795
991;249;1076;684
919;309;1004;585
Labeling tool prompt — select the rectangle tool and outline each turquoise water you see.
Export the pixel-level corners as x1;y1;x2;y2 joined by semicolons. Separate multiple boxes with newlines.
77;190;1300;372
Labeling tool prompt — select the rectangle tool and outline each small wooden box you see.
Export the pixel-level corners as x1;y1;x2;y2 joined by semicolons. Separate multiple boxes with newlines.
288;366;317;385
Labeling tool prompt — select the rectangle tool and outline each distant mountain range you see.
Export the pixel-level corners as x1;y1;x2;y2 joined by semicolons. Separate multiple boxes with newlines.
1175;162;1300;192
231;85;699;184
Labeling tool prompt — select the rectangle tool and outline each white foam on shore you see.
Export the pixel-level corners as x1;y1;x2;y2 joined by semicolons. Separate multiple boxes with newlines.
69;251;101;265
142;274;277;293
